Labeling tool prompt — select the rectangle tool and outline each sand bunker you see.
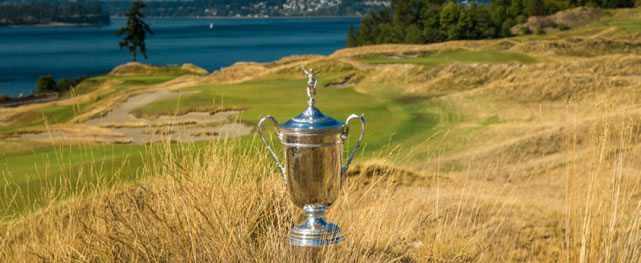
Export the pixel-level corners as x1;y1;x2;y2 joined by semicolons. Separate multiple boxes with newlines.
86;90;199;126
13;90;252;144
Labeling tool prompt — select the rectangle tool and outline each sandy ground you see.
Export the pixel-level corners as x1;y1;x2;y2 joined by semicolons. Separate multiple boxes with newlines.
85;90;198;126
12;89;252;144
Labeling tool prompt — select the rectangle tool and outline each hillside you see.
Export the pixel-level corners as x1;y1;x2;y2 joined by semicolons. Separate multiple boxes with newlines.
0;1;110;26
103;0;389;17
2;7;641;262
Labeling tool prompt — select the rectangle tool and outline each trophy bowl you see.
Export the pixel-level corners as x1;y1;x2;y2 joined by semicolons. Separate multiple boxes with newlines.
257;67;366;247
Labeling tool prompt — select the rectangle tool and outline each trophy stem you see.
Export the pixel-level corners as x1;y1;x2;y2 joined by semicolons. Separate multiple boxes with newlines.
288;204;344;247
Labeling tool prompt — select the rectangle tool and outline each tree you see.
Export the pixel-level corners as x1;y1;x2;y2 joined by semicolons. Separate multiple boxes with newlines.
423;27;447;43
404;24;425;44
440;0;462;32
357;14;376;46
476;6;498;38
36;75;57;94
501;17;516;37
347;25;359;47
115;1;153;62
420;0;445;43
392;0;420;28
58;79;73;92
526;0;545;16
419;0;441;29
376;23;402;43
508;0;526;18
457;5;478;39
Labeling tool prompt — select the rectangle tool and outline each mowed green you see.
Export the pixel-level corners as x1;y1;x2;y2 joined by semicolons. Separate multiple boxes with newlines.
359;49;538;66
0;143;146;217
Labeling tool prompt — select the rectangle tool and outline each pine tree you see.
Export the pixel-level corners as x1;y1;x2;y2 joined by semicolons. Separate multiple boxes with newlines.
476;6;497;38
526;0;545;16
376;23;399;44
420;0;441;30
392;0;420;27
346;24;359;47
420;0;445;43
115;1;153;62
35;75;57;94
357;14;375;45
508;0;526;18
440;0;462;30
457;5;478;39
404;24;425;44
440;0;462;39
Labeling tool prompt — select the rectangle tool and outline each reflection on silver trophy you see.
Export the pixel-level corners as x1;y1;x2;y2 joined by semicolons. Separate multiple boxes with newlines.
258;66;366;247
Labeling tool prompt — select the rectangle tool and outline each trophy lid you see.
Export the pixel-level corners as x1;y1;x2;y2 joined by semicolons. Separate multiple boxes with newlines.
280;66;345;133
281;105;344;131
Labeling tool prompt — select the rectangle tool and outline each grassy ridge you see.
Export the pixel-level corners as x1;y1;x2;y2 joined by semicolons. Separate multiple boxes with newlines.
359;49;538;66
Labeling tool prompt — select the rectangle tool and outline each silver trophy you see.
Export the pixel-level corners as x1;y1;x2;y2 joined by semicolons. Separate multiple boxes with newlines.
258;66;366;247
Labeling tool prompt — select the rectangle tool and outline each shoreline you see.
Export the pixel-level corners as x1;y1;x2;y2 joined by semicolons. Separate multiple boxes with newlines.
6;22;111;28
2;16;359;27
111;15;361;20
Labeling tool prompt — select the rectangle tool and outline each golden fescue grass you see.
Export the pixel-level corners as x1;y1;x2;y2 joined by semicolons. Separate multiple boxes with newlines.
0;138;431;262
2;103;640;262
562;105;641;262
109;62;208;76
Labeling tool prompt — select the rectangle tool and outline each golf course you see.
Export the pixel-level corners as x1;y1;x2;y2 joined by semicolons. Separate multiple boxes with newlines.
2;7;641;262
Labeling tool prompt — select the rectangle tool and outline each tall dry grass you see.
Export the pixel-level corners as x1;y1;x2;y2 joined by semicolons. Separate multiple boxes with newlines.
0;136;427;262
1;105;640;262
563;103;641;262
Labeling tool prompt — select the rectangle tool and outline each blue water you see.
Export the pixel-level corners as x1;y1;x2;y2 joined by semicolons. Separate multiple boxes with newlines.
0;17;359;97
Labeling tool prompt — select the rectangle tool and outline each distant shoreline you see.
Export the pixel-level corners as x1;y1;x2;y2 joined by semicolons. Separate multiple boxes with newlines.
111;15;361;20
7;22;110;28
3;16;359;28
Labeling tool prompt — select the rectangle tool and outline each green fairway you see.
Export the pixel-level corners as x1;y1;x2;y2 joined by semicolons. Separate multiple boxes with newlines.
0;143;145;217
359;49;538;66
135;76;452;153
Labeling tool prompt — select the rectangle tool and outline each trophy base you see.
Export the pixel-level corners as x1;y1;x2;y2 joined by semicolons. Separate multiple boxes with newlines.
288;204;345;247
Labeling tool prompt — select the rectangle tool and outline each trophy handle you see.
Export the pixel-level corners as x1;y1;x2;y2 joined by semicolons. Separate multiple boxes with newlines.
341;114;366;176
258;115;287;182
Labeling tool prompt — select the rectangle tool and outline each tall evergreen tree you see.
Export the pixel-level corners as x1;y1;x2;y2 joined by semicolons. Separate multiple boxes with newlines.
357;14;375;46
476;6;497;38
420;0;446;43
35;75;57;94
347;24;359;47
404;24;425;43
526;0;545;16
377;23;403;43
392;0;420;27
115;1;153;62
508;0;526;18
457;4;478;39
440;0;463;39
440;0;462;29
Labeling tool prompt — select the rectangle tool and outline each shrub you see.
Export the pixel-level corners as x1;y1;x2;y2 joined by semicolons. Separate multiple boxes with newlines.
534;26;545;35
58;79;73;92
35;75;57;94
558;23;570;31
58;77;87;92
